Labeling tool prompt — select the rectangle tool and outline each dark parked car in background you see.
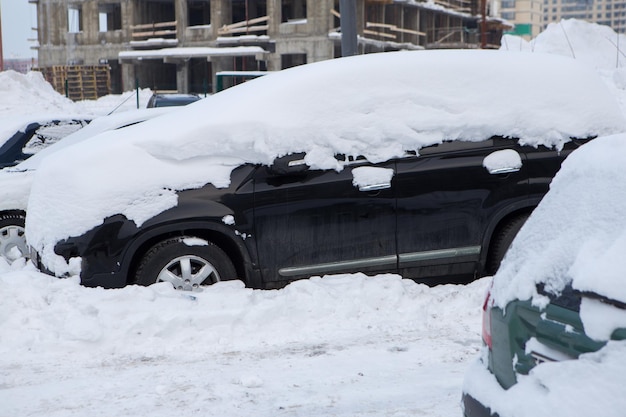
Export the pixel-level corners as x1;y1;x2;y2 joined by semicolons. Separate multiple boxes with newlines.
146;93;202;108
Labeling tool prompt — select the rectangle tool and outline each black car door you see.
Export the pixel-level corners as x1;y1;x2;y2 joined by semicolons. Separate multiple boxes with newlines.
252;154;397;284
394;138;530;283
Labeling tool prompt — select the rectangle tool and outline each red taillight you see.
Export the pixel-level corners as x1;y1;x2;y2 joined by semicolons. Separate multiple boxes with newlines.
482;281;493;349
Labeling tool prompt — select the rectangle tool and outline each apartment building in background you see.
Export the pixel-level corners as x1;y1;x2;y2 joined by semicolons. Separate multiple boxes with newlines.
3;58;38;74
543;0;626;33
30;0;510;97
500;0;544;39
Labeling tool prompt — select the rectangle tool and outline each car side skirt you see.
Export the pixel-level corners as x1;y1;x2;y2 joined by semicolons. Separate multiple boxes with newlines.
278;245;481;277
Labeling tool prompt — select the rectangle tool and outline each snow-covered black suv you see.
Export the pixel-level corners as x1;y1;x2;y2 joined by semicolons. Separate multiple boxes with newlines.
26;50;625;290
40;138;585;290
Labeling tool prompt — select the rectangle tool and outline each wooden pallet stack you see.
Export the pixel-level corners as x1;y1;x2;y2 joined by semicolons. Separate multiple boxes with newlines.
36;65;111;101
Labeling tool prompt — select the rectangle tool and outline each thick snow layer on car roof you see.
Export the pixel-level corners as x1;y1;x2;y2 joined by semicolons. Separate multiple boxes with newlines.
26;49;626;274
491;133;626;335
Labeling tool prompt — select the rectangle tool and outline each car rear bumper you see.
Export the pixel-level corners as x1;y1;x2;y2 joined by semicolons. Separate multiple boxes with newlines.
462;393;498;417
461;355;507;417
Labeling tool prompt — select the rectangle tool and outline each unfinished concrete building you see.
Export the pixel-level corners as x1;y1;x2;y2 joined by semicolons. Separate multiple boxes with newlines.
31;0;508;96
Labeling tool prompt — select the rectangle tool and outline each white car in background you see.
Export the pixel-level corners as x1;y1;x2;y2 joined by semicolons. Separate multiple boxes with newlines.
0;107;175;264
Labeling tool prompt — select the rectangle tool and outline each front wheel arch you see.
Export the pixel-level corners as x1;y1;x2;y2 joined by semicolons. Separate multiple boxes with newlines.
125;223;252;287
134;237;238;290
0;211;27;264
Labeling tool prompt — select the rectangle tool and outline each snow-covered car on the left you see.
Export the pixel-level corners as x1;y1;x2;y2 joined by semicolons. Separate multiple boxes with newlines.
0;108;174;264
0;115;91;169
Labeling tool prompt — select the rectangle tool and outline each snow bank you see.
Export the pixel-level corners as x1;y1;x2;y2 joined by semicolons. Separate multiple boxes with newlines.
501;19;626;113
0;69;154;120
501;19;624;70
0;271;485;359
0;270;488;416
0;70;77;115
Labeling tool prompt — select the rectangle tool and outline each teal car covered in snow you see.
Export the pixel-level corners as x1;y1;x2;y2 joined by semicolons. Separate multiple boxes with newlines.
462;133;626;417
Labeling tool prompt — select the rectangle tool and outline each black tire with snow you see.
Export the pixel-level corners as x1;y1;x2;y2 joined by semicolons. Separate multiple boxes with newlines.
134;237;237;290
486;213;530;275
0;213;27;263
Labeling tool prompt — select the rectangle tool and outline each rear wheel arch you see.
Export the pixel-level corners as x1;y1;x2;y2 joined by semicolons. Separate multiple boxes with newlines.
484;211;531;276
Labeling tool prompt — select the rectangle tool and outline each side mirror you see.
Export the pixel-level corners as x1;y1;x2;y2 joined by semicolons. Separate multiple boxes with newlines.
483;149;522;175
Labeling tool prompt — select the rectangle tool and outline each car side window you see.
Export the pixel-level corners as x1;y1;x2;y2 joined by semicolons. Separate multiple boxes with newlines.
417;138;496;156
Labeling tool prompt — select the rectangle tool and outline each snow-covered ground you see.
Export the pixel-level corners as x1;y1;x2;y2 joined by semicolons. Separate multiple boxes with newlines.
0;268;487;417
2;19;626;417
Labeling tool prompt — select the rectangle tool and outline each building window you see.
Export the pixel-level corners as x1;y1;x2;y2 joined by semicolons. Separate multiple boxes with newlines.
99;3;122;32
228;0;267;36
282;0;307;22
68;5;83;33
189;0;211;26
281;53;307;69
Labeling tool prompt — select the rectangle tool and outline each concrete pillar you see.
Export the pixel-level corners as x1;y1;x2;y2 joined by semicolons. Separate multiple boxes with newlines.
306;0;330;36
176;0;188;41
121;1;133;42
267;0;280;36
211;0;232;38
176;61;190;92
84;0;99;45
38;3;47;46
53;2;65;46
122;63;137;95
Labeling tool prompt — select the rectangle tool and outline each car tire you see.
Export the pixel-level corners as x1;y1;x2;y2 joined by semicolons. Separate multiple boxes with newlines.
486;213;530;275
0;213;27;264
134;237;237;290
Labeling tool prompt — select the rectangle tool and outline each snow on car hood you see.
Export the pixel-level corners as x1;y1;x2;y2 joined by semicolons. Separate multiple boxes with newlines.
491;133;626;337
26;49;626;274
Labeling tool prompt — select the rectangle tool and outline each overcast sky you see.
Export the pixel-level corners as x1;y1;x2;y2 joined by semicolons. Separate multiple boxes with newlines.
1;0;37;59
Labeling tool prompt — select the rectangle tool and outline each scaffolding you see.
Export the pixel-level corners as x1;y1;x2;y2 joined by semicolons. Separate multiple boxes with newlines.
36;65;112;101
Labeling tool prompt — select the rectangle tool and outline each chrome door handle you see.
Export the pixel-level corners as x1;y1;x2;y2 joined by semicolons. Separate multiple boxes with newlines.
359;183;391;192
487;166;521;175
